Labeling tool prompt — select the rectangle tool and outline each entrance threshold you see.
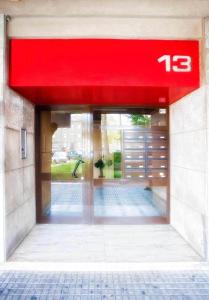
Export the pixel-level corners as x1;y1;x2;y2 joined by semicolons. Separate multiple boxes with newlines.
1;261;207;273
8;224;201;267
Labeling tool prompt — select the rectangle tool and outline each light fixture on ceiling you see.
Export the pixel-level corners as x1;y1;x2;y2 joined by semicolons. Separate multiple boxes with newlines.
158;97;166;103
159;109;167;114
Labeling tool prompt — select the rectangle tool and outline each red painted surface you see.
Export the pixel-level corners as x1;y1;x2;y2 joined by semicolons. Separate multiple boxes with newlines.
9;39;200;106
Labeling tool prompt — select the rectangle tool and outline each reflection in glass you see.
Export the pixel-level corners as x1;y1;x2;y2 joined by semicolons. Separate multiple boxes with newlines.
40;112;86;218
93;109;168;219
39;108;168;222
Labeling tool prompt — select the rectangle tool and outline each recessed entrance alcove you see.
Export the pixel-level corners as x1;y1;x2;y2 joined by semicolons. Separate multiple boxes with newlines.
7;38;203;264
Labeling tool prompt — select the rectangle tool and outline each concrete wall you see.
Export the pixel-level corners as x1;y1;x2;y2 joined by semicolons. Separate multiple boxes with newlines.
170;87;208;257
0;11;37;260
0;0;209;17
0;0;203;39
4;87;36;258
6;17;202;39
0;15;6;263
169;18;209;259
205;17;209;260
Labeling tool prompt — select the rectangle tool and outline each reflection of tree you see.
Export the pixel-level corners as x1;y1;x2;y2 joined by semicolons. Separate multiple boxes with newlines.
102;114;121;154
101;114;122;179
129;114;151;126
106;131;120;151
102;114;110;157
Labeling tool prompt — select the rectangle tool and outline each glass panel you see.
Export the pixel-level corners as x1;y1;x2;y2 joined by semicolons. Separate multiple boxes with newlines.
40;111;89;219
93;109;168;219
93;114;122;180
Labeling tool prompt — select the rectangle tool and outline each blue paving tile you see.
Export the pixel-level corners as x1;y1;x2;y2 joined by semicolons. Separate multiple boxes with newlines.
0;271;209;299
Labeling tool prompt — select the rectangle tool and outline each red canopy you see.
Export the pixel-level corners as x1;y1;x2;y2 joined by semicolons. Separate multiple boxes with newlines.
9;39;200;106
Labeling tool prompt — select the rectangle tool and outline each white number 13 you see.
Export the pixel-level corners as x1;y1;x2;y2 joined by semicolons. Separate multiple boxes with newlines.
158;55;192;72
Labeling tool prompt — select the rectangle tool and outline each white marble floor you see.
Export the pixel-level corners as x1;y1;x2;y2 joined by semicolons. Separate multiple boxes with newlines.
9;224;201;263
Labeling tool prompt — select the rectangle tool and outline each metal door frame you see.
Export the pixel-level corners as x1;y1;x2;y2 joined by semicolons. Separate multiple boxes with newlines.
35;105;169;224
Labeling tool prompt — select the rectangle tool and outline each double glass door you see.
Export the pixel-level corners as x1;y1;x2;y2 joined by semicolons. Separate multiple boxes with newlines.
36;107;169;224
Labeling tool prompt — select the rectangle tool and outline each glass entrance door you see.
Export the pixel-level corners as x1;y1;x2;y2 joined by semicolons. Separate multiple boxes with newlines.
36;107;169;224
92;108;169;224
37;108;92;223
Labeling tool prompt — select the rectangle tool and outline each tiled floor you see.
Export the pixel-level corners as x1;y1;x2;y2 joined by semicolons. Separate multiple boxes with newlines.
50;182;162;217
9;225;201;263
94;185;161;217
1;270;209;299
50;182;83;216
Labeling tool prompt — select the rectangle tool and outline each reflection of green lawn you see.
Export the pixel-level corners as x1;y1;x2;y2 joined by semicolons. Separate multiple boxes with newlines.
103;168;122;179
51;161;122;180
114;170;122;178
51;160;82;181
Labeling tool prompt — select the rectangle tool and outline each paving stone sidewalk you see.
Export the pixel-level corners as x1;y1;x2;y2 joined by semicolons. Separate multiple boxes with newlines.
0;270;209;299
